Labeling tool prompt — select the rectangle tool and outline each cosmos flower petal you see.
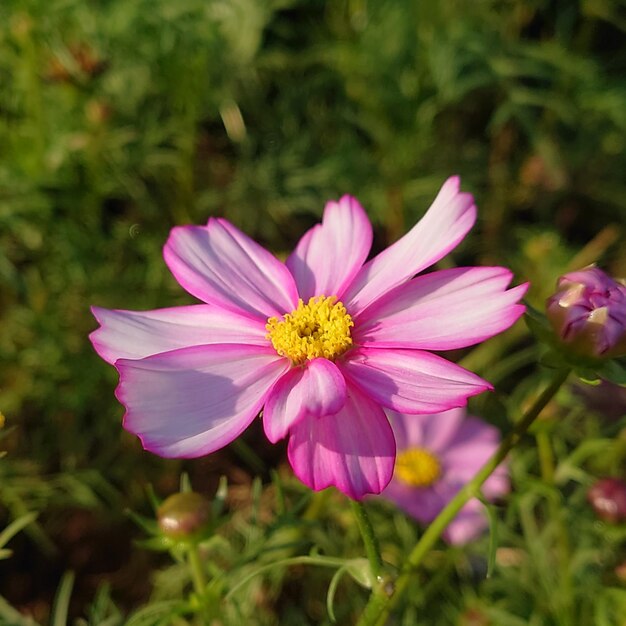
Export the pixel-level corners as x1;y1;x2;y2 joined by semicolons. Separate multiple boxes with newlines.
344;176;476;312
263;358;347;444
341;348;492;414
90;305;268;364
163;219;299;319
384;473;490;544
382;480;450;524
116;344;290;458
93;182;525;501
354;266;528;350
442;418;504;481
379;409;509;545
385;406;468;453
444;441;500;479
287;382;396;499
443;415;499;451
383;409;424;451
443;501;490;544
482;469;510;500
418;407;475;452
286;195;373;300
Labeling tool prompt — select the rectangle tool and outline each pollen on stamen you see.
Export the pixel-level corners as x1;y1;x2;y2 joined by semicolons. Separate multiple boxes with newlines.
266;295;354;365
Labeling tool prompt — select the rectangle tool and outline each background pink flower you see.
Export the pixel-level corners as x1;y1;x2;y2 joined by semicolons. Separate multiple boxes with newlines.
380;408;509;544
90;177;527;499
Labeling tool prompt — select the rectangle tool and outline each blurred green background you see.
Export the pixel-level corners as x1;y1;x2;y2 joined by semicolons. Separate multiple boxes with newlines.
1;0;626;624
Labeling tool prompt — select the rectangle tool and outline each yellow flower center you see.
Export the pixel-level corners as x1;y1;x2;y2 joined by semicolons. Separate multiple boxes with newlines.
266;296;354;365
395;447;442;488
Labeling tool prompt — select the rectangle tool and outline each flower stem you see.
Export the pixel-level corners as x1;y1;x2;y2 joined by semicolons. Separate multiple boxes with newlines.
357;367;571;626
350;500;383;580
535;428;574;625
187;543;207;599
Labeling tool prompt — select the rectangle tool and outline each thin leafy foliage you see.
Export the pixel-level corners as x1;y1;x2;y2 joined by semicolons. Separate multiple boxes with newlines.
1;0;625;624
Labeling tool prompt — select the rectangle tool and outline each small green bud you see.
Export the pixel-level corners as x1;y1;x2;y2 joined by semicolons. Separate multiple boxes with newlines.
157;492;211;541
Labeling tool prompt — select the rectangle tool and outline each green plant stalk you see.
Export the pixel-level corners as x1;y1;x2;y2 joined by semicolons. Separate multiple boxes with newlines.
350;500;383;580
358;367;571;626
536;430;556;482
535;430;574;626
187;543;207;598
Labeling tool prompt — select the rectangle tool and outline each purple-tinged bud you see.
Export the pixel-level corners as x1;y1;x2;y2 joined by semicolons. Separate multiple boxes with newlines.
157;492;211;541
587;478;626;523
546;267;626;359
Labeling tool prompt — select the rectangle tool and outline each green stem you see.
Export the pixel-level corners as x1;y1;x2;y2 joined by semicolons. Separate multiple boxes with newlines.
357;368;570;626
536;430;573;626
536;430;556;483
350;500;383;580
187;543;207;598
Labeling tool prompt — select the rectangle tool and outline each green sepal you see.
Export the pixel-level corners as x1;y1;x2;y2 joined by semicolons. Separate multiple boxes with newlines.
538;348;570;370
525;304;556;346
344;557;376;589
134;536;175;552
597;358;626;386
125;508;159;535
211;476;228;520
574;368;602;385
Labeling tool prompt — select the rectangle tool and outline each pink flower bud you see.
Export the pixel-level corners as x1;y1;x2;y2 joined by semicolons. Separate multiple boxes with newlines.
157;492;211;541
587;478;626;523
546;267;626;359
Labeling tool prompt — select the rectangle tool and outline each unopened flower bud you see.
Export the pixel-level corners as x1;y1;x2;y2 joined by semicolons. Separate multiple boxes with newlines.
157;492;211;541
546;267;626;359
587;478;626;523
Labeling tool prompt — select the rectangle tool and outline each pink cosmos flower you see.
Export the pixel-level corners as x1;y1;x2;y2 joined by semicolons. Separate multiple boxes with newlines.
380;408;509;544
90;177;527;499
546;266;626;359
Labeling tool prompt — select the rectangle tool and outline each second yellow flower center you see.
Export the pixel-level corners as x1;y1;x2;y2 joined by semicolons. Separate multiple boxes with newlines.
266;296;354;365
395;447;442;488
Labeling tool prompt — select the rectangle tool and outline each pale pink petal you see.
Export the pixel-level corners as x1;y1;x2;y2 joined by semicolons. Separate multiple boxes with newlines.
442;441;499;481
343;177;476;313
116;344;289;458
90;305;268;364
287;383;396;499
384;409;425;451
163;219;298;319
263;359;347;443
442;416;500;457
482;468;510;500
383;470;491;544
417;408;469;453
442;500;489;545
341;348;491;414
441;417;507;486
286;196;373;300
354;267;528;350
381;481;445;524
